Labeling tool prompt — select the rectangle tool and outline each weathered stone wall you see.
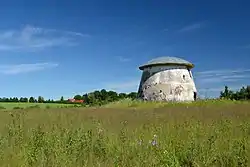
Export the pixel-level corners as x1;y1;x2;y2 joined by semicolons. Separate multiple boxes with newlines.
137;65;197;102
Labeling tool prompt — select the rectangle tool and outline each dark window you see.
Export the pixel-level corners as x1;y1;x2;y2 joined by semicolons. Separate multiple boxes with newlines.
188;69;192;78
194;92;197;100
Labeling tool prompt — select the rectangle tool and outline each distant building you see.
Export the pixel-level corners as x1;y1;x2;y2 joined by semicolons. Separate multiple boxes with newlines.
68;98;84;103
137;56;197;102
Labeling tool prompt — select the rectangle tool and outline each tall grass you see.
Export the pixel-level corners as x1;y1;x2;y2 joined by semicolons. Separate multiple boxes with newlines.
0;101;249;166
0;102;77;110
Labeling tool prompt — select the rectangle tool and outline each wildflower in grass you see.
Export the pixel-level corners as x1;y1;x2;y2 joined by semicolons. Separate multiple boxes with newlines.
149;134;157;146
163;150;168;154
151;139;157;146
121;120;128;126
97;128;103;135
137;139;143;145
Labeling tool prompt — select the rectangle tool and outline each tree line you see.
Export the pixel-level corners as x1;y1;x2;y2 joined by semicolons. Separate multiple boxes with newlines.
220;85;250;100
1;86;249;105
0;89;138;106
0;96;56;103
74;89;137;106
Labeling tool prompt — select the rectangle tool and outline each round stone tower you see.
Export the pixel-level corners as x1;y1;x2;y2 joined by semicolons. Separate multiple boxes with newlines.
137;56;197;102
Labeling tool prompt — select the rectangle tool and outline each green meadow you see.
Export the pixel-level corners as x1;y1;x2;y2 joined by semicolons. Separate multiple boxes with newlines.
0;102;78;110
0;99;249;167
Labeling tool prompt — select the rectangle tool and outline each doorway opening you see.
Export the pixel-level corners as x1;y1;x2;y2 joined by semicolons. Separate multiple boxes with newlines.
194;92;197;101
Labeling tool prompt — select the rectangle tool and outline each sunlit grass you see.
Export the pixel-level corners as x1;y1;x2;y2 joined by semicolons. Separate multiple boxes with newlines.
0;100;249;166
0;102;78;110
104;98;249;109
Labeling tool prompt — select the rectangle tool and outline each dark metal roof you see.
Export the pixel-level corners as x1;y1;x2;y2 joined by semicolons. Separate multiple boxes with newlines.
139;56;194;70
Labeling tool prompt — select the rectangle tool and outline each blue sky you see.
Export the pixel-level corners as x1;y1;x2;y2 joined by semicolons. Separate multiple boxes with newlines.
0;0;250;99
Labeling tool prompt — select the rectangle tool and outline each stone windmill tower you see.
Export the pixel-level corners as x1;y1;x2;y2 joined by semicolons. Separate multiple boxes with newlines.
137;56;197;102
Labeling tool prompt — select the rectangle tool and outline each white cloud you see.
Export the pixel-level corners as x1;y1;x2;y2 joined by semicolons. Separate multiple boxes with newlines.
0;62;58;74
0;24;89;51
178;23;203;32
196;75;249;83
105;80;139;92
194;68;250;98
197;84;246;99
116;56;131;62
194;68;250;84
195;69;250;76
198;85;242;93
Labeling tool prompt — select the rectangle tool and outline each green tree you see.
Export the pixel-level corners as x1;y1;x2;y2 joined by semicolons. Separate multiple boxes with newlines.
220;86;230;99
60;96;64;103
13;97;19;102
100;89;108;101
239;87;248;100
247;86;250;99
93;91;101;100
1;97;9;102
29;97;35;103
38;96;44;103
23;97;28;102
118;93;127;99
74;95;82;100
46;99;51;103
127;92;138;100
20;97;25;102
87;92;96;105
107;91;118;102
82;93;89;104
224;86;229;98
220;85;250;100
228;90;234;100
9;97;13;102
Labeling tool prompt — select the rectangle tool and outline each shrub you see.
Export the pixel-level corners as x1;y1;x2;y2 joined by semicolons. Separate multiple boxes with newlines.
26;105;40;109
45;105;51;109
13;106;24;110
0;106;6;110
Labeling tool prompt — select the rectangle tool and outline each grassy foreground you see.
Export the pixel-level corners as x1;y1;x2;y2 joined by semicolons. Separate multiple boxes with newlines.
0;100;249;167
0;102;78;110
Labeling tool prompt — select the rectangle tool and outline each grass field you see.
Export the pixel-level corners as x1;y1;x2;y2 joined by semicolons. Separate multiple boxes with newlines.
0;102;79;110
0;100;249;166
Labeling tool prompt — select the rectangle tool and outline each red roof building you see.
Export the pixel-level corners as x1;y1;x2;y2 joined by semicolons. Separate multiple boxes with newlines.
68;99;84;103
